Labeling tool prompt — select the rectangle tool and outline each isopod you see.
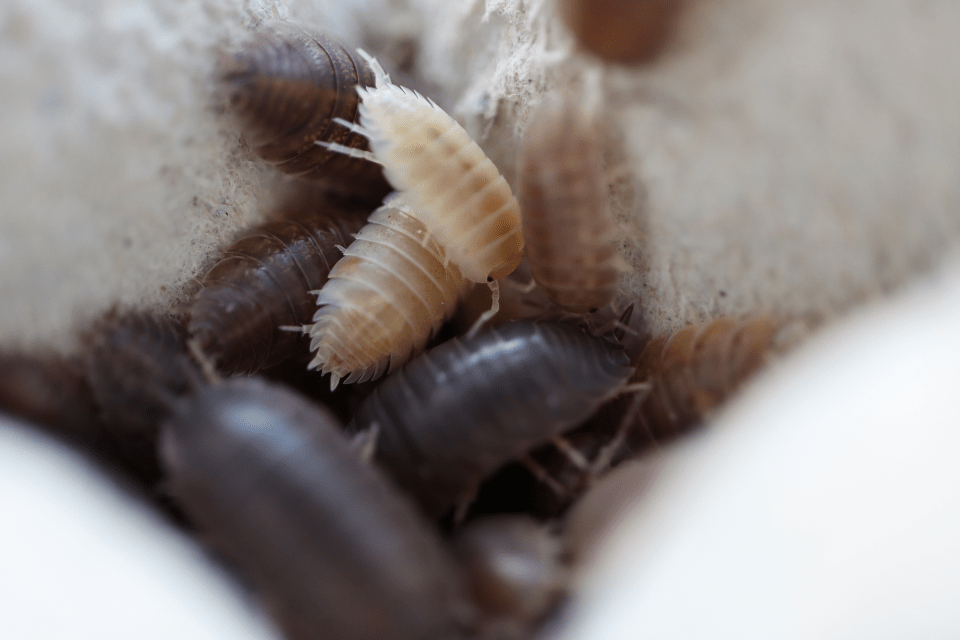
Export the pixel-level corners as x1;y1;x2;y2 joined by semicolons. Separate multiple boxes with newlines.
557;0;687;65
218;22;388;194
518;91;619;313
82;310;202;484
188;207;366;375
0;351;99;445
319;53;524;284
160;376;475;640
305;203;466;388
453;514;567;633
629;315;778;440
348;320;635;518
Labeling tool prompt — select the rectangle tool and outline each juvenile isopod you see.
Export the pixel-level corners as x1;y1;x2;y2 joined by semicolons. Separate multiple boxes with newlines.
306;203;467;388
218;22;388;195
557;0;687;65
81;310;202;484
348;320;635;518
319;53;525;284
518;91;619;313
188;207;366;375
160;376;475;640
629;315;779;440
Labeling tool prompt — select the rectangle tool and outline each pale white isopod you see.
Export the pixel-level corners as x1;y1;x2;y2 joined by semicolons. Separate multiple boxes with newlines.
306;203;466;389
319;52;525;284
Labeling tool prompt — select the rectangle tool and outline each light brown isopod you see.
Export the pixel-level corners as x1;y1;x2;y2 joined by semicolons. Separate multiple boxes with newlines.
306;202;466;388
518;92;619;313
630;315;779;440
557;0;687;65
218;22;388;195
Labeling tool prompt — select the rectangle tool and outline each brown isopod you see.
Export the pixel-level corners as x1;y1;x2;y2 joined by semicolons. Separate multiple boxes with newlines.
348;320;635;518
518;317;779;509
518;91;620;313
306;202;467;389
81;310;203;484
0;351;99;445
161;376;476;640
218;22;388;195
453;515;568;633
188;207;366;376
630;315;779;440
557;0;687;65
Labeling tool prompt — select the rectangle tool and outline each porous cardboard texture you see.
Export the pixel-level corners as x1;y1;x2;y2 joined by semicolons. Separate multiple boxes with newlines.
2;0;959;353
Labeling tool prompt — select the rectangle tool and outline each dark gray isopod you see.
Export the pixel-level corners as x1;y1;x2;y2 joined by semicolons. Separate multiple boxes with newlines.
348;321;635;518
161;377;474;640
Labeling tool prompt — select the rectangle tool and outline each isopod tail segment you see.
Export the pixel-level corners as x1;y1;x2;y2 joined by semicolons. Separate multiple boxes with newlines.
318;48;525;285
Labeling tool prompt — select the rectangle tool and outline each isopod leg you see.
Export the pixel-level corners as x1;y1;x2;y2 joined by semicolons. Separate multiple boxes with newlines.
465;280;501;339
588;382;653;477
314;141;382;165
519;453;570;499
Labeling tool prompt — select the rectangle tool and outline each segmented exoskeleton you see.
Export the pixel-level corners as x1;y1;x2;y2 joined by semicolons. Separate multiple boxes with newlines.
318;53;524;283
518;92;619;313
218;22;388;195
188;208;366;375
518;316;778;511
161;376;475;640
630;316;778;439
306;203;466;388
348;320;634;517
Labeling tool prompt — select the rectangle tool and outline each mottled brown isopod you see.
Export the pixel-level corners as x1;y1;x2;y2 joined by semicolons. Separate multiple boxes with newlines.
558;0;687;65
218;22;388;195
161;376;475;640
518;92;619;313
188;207;366;375
307;203;467;388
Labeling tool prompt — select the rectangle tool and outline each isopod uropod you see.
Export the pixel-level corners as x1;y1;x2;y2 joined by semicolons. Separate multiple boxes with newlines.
518;91;619;313
306;203;466;388
320;53;525;284
161;376;475;640
218;22;388;194
188;207;366;375
348;320;635;518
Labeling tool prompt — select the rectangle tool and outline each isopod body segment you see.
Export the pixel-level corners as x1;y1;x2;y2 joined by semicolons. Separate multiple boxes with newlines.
306;204;466;388
348;320;635;517
188;208;366;375
330;55;524;283
218;22;387;193
161;376;474;640
518;93;619;313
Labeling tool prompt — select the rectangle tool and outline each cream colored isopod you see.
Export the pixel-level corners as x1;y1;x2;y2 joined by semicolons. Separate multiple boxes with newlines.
306;203;466;389
319;52;525;284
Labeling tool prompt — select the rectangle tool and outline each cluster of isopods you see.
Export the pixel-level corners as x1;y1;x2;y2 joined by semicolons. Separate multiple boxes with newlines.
0;4;788;639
